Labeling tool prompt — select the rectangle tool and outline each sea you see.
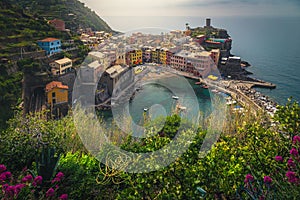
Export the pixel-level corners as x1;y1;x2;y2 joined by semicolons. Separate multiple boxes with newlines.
102;16;300;105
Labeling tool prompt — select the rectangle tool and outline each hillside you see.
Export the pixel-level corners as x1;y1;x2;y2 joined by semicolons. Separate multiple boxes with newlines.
0;1;70;57
9;0;112;32
0;0;112;129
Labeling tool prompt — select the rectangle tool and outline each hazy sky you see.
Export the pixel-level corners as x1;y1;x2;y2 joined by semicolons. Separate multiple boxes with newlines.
80;0;300;17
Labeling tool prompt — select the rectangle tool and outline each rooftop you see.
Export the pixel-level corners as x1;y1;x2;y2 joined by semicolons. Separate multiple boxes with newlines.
52;57;72;65
46;81;68;92
38;38;60;42
106;65;125;78
88;60;101;69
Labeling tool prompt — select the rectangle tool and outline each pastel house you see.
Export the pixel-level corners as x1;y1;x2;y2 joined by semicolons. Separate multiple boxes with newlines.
45;81;69;106
37;38;62;55
49;57;72;75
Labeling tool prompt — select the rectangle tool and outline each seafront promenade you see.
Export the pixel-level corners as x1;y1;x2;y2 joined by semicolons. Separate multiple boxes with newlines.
172;69;277;115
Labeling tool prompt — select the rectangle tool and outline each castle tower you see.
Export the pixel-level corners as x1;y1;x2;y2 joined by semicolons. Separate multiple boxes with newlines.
206;18;211;27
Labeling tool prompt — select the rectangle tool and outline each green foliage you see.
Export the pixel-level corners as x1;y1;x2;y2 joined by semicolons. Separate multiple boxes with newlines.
0;111;83;172
1;100;300;199
57;152;103;199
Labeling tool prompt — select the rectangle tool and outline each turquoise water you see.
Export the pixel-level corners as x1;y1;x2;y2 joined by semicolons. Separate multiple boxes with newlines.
103;16;300;104
99;77;212;125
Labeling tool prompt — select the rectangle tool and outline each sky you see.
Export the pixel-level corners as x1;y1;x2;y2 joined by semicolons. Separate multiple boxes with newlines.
80;0;300;17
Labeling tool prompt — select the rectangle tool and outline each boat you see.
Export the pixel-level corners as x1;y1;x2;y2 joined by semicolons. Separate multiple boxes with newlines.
226;100;237;105
172;96;179;100
195;82;202;85
208;75;218;81
211;89;219;93
201;84;209;89
143;108;149;112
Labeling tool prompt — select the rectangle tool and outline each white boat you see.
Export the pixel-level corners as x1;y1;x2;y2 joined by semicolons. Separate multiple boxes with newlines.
172;96;179;100
226;100;237;105
143;108;149;112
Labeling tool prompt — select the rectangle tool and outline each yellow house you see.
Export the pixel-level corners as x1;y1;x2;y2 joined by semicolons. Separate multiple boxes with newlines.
129;49;143;66
159;49;167;65
45;81;68;106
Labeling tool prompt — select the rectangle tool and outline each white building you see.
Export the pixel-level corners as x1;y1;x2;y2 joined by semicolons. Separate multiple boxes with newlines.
49;57;72;75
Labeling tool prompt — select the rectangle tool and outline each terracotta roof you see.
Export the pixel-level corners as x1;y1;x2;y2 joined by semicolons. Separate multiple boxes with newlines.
38;38;60;42
46;81;68;92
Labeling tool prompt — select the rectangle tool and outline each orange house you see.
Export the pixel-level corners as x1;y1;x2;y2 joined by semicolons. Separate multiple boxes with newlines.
45;81;68;106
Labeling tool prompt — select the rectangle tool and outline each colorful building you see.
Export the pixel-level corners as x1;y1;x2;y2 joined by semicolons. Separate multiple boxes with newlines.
37;38;62;56
210;49;220;65
49;57;72;75
159;48;167;65
151;49;160;64
127;49;143;66
45;81;68;106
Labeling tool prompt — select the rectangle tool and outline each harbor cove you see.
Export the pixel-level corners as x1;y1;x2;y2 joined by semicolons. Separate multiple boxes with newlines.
1;0;300;198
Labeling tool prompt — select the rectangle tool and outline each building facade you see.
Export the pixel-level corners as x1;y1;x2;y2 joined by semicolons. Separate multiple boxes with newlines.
37;38;62;56
48;19;65;31
49;57;72;75
45;81;68;106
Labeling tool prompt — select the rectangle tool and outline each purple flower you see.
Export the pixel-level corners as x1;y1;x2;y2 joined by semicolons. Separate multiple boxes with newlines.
14;184;26;195
32;176;43;187
56;172;64;179
244;174;254;183
59;194;68;200
22;174;33;183
288;158;296;168
290;148;299;156
46;188;55;197
293;136;300;144
275;156;283;162
51;177;60;184
52;172;64;183
0;171;12;181
5;185;15;196
0;164;6;173
264;176;272;184
286;171;298;183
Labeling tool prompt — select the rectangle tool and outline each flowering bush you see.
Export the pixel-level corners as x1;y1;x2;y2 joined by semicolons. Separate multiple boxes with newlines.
274;135;300;186
237;174;276;199
0;164;68;200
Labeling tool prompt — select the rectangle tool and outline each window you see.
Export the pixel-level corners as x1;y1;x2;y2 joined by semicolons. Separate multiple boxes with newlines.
52;92;56;97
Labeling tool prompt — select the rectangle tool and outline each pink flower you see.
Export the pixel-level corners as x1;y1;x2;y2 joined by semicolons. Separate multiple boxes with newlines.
288;158;296;168
264;176;272;184
286;171;298;183
14;184;26;196
52;172;64;183
32;176;43;187
22;174;33;183
5;185;15;197
59;194;68;200
290;148;299;156
56;172;64;179
293;136;300;144
244;174;254;183
275;156;283;162
46;188;55;197
0;164;6;173
0;171;12;183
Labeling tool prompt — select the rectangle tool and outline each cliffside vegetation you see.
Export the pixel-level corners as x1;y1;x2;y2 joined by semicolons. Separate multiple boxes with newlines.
0;99;299;199
0;0;112;129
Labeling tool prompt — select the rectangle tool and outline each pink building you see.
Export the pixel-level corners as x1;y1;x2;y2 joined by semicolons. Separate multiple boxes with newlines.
48;19;65;31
